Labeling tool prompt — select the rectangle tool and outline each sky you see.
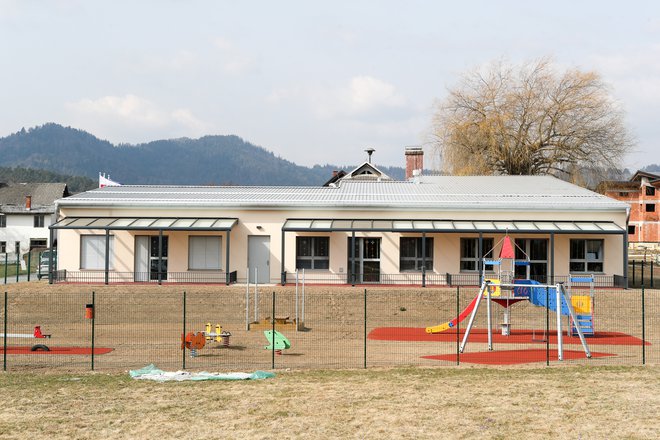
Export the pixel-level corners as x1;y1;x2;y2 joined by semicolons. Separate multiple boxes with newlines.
1;0;659;170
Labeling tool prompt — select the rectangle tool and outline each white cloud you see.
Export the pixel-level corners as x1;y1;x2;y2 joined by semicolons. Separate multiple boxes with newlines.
213;37;255;75
65;94;208;143
269;75;408;120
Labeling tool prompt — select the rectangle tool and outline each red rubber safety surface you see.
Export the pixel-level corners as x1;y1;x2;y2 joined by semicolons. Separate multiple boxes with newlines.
0;346;113;355
368;327;649;346
422;349;616;365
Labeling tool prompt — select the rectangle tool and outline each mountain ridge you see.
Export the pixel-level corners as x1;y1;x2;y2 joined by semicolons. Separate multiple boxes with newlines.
0;124;406;186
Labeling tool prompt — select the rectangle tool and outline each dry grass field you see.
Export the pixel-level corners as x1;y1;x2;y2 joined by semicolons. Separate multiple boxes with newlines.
0;366;658;439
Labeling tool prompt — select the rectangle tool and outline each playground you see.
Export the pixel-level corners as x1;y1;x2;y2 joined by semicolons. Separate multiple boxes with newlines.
0;275;657;372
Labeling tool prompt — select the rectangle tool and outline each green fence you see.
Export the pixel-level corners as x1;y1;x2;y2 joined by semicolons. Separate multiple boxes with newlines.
1;286;657;372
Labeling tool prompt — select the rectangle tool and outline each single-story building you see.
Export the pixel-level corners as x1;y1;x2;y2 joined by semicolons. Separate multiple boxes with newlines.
50;150;630;287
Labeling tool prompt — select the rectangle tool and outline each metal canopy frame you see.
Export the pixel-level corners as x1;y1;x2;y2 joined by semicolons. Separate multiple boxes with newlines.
50;216;238;231
282;218;625;234
48;216;238;285
280;217;627;287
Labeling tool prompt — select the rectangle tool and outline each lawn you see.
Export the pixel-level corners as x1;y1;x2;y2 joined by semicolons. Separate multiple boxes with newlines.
0;366;658;439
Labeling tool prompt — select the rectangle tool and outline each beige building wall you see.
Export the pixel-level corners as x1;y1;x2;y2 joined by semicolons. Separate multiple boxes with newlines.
57;206;627;282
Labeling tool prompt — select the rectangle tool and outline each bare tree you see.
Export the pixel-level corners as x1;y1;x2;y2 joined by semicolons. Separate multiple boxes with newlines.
431;58;634;177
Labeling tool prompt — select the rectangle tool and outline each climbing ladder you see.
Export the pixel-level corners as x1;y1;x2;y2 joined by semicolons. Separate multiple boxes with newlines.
568;275;595;337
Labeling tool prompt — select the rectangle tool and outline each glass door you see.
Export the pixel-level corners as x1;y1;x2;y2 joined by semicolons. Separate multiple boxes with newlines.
347;237;381;283
149;236;168;281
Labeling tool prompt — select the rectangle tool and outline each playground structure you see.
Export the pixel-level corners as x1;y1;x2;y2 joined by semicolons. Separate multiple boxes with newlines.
181;322;231;357
0;325;51;351
245;267;306;331
264;330;291;355
426;236;596;361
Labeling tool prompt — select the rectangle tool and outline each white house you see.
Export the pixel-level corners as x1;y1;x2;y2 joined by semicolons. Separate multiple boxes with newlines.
0;182;69;258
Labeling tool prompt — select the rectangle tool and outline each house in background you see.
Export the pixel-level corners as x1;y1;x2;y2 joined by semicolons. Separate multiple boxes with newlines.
49;148;630;287
0;182;69;257
597;170;660;247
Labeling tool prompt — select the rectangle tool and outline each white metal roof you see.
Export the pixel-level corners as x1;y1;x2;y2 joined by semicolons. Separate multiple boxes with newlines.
57;176;628;212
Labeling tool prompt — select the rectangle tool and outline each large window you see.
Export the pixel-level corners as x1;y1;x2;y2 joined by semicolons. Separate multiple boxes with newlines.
189;236;222;270
515;238;548;282
296;237;329;270
400;237;433;271
81;235;114;270
570;239;603;273
460;238;494;272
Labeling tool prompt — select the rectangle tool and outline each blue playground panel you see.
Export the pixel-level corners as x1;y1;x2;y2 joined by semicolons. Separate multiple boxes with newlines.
513;279;570;315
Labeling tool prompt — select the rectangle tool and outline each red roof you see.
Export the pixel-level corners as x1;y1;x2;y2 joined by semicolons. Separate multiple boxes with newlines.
499;236;515;259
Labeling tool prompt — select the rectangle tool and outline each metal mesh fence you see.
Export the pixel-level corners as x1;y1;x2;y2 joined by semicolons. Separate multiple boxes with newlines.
1;285;656;372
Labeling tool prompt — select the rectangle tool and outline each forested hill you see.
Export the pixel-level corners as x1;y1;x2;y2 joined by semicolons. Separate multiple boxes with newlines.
0;124;405;186
0;166;96;193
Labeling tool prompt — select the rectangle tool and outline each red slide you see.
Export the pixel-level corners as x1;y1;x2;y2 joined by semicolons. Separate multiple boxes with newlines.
425;295;479;333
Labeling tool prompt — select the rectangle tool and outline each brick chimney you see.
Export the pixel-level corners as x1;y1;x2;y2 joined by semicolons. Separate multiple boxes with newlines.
25;195;31;210
405;146;423;180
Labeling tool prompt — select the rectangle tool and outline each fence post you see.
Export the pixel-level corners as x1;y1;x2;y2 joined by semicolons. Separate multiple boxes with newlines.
271;291;275;370
363;288;367;369
15;253;19;283
4;253;7;284
456;286;460;366
91;291;96;371
632;260;636;287
27;252;31;282
642;286;646;365
546;286;550;367
182;291;186;370
3;291;7;371
651;261;654;288
641;261;645;287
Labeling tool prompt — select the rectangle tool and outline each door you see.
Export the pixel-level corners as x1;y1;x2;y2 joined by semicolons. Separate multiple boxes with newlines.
347;237;381;283
248;236;270;283
135;236;168;281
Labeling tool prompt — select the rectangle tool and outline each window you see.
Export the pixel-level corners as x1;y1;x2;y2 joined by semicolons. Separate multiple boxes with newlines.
514;239;548;282
628;225;636;235
0;242;5;253
646;186;656;196
646;204;655;212
570;239;603;273
188;236;221;270
80;235;114;270
296;237;329;270
29;239;47;250
460;238;494;272
33;215;45;228
0;216;5;228
400;237;433;271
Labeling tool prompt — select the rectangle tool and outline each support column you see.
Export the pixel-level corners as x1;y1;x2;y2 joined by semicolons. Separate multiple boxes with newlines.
157;229;163;285
351;231;356;286
48;228;54;284
478;232;483;276
104;229;110;285
421;232;427;287
623;231;629;289
225;231;231;285
281;229;286;286
550;233;555;285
